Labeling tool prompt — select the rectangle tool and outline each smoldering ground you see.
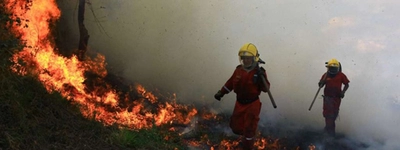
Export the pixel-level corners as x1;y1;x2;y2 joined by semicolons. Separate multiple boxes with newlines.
57;0;400;149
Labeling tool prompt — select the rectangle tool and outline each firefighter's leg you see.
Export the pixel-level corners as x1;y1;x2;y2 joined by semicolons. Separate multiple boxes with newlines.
327;97;341;136
242;101;261;150
324;116;336;136
242;137;255;150
230;102;245;135
242;115;256;150
230;116;244;135
323;97;337;136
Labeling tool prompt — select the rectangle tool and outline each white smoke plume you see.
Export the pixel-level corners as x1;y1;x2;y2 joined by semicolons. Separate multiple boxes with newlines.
57;0;400;149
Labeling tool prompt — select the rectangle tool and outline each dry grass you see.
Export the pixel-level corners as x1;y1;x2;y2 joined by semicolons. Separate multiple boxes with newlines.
0;6;185;150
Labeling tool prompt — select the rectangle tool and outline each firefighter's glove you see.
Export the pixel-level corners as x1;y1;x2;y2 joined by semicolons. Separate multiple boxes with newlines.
257;67;266;78
254;67;265;83
340;91;345;98
214;90;224;101
318;81;325;87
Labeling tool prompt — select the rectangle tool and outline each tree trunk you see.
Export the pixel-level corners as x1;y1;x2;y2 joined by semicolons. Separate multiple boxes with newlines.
78;0;89;61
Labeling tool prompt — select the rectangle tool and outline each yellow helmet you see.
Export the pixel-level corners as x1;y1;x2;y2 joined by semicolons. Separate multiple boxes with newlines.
238;43;260;62
326;58;340;67
326;58;340;74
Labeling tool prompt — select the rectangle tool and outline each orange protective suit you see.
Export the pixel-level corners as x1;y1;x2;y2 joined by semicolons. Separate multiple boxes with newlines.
320;72;349;136
219;65;269;149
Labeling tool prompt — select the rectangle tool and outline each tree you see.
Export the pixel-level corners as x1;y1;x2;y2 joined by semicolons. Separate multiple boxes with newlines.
77;0;89;60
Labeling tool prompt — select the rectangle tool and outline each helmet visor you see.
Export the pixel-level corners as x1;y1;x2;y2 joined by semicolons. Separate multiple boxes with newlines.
240;56;255;68
328;67;339;74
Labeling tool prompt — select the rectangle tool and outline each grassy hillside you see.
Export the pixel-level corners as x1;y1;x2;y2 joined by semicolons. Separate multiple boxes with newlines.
0;1;373;150
0;4;185;150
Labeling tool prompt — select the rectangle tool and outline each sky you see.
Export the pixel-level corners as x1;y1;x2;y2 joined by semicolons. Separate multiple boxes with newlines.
57;0;400;149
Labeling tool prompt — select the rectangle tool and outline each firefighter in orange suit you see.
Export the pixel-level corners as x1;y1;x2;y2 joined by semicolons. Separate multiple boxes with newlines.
214;43;269;150
318;58;349;136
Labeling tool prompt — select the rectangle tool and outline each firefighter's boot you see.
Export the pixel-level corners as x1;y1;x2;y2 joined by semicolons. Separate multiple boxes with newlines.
242;137;254;150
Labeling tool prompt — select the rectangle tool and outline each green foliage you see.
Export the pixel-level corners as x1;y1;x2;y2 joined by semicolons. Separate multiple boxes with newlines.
112;125;186;150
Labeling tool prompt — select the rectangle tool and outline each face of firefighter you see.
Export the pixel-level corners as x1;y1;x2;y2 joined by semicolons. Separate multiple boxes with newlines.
328;66;339;74
240;56;255;68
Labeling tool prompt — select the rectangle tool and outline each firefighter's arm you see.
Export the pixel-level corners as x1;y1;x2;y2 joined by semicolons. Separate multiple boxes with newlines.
318;73;327;87
340;83;349;98
214;70;235;101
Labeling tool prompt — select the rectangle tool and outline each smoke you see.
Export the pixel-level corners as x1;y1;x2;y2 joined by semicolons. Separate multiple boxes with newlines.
57;0;400;149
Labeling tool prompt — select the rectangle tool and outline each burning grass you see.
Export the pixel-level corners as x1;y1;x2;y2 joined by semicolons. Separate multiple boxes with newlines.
0;0;373;149
0;30;185;150
0;4;184;149
0;32;124;149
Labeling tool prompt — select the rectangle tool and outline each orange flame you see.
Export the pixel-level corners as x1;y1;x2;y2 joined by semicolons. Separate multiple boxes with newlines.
4;1;316;149
5;0;197;130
